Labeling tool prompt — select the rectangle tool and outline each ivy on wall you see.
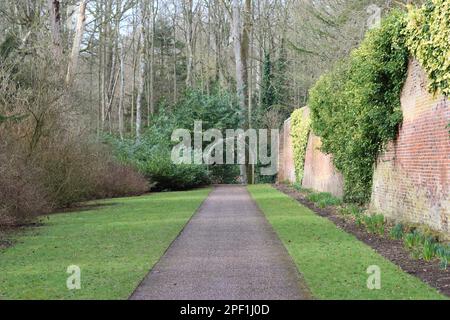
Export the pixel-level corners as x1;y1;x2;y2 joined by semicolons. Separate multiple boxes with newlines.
290;108;311;183
291;1;448;203
308;10;409;204
405;0;450;96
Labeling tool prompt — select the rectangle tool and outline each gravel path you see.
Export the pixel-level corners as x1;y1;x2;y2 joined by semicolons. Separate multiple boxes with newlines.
130;185;310;300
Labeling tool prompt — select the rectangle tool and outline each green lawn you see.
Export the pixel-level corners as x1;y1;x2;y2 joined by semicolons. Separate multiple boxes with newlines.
248;185;446;300
0;188;210;300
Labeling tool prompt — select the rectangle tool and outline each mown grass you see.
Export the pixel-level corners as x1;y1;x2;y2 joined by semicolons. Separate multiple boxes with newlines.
0;188;210;300
248;185;446;300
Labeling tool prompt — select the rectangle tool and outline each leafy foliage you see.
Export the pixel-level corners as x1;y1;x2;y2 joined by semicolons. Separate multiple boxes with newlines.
308;11;409;203
405;0;450;95
339;204;362;217
307;192;342;208
389;223;405;240
261;53;276;113
363;214;386;235
273;41;289;109
404;230;425;250
258;50;294;124
422;239;438;262
292;182;313;194
290;108;311;182
403;229;437;260
436;244;450;270
135;147;210;191
111;89;241;190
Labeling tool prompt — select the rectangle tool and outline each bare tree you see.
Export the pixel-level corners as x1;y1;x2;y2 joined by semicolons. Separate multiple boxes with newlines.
118;38;125;139
183;0;194;87
48;0;63;59
232;0;254;184
135;1;147;141
66;0;87;85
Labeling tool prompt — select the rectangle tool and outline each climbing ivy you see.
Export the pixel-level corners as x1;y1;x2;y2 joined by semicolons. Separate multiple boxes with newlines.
308;10;409;204
290;108;311;183
405;0;450;96
261;53;276;113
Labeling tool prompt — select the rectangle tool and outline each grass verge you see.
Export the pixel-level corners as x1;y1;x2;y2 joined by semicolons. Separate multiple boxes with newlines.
248;185;445;300
0;188;210;299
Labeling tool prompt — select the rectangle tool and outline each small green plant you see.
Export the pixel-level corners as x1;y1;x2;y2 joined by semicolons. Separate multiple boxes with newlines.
291;183;313;194
339;204;361;216
347;207;365;227
363;214;386;235
307;192;342;208
436;244;450;270
403;230;424;250
422;239;438;262
403;230;431;260
354;212;364;227
389;223;405;240
402;229;448;265
292;182;302;191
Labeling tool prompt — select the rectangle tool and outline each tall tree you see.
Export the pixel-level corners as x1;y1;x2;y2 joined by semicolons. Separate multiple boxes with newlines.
232;0;254;184
48;0;62;59
136;1;147;141
260;52;275;113
66;0;87;85
118;38;125;139
183;0;194;87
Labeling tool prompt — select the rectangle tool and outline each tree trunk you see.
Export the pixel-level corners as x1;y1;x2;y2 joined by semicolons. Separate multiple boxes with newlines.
232;0;246;114
48;0;62;59
185;0;194;87
150;0;156;116
232;0;248;184
244;0;254;184
118;40;125;140
136;21;146;141
173;9;177;103
66;0;87;85
232;0;254;184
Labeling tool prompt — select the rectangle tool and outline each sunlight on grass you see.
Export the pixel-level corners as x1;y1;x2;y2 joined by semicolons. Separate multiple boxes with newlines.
248;185;445;300
0;188;210;300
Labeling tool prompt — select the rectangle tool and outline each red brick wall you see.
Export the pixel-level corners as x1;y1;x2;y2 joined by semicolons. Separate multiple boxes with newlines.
371;59;450;237
277;118;296;183
277;107;344;197
302;107;344;198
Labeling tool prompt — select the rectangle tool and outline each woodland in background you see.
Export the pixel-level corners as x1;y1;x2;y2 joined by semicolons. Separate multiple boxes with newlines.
0;0;417;225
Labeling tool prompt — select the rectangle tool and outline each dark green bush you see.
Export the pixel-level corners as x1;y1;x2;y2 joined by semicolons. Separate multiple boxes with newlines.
137;147;210;191
110;89;241;190
308;11;409;203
